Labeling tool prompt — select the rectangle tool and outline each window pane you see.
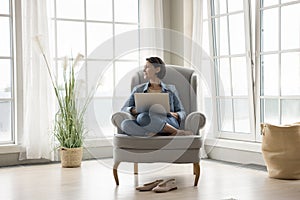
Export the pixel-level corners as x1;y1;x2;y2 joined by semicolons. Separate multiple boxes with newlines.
0;0;9;14
215;16;229;55
218;99;233;132
262;99;279;124
203;0;208;19
212;0;227;15
86;0;112;21
115;24;139;60
56;0;84;19
115;61;138;96
231;57;248;96
88;98;114;138
282;100;300;124
57;21;85;57
261;54;279;96
281;52;300;95
0;17;11;57
91;61;113;97
229;13;245;55
261;0;279;7
0;59;11;98
114;0;138;23
261;8;279;52
202;20;210;53
234;99;250;133
218;58;231;96
281;0;299;3
0;101;12;142
87;22;113;58
227;0;243;12
281;3;300;50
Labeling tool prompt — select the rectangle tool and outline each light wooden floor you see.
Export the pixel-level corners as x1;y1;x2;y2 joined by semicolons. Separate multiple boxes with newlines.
0;159;299;200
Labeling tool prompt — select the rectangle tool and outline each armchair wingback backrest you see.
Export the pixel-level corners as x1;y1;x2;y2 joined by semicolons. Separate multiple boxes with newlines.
131;65;197;115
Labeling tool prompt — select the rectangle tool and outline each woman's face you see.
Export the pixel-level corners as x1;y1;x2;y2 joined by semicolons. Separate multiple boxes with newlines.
143;61;160;80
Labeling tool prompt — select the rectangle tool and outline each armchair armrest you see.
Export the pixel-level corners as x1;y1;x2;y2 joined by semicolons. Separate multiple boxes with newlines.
184;112;206;135
111;111;135;133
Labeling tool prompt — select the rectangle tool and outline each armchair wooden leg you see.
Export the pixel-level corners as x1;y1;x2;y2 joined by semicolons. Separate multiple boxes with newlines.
193;163;200;186
134;163;138;175
113;162;120;185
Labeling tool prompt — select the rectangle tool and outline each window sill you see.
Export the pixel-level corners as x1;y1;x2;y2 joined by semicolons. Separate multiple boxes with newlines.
204;138;262;153
0;144;22;154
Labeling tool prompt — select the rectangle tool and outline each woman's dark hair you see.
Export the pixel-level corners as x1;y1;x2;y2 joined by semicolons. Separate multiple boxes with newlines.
146;57;166;79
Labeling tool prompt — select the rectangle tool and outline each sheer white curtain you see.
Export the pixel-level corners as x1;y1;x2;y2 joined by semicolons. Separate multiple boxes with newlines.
189;0;209;158
139;0;164;59
20;0;55;160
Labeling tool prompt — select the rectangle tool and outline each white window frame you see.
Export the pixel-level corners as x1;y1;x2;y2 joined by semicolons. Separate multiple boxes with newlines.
208;0;256;141
0;0;22;146
50;0;140;138
255;0;300;141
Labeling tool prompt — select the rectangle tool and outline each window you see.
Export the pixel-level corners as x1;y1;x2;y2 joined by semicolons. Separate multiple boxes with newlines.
0;0;15;144
50;0;139;138
209;0;255;141
259;0;300;130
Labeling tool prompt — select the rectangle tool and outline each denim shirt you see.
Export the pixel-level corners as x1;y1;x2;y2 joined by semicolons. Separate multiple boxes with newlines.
121;81;186;124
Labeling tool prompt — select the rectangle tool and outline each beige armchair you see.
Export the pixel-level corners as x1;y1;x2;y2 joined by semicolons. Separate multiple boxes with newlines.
111;66;206;186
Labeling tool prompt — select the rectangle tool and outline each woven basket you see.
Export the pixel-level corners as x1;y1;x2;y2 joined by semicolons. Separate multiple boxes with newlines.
60;147;83;168
261;123;300;179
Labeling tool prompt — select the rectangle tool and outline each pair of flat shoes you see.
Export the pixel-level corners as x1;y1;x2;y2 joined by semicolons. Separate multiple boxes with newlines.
136;179;177;193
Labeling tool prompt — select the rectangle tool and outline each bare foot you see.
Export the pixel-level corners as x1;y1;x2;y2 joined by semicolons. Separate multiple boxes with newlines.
175;130;193;136
146;132;157;137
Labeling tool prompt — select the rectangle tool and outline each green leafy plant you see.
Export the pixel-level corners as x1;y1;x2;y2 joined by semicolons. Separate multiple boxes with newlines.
35;36;91;148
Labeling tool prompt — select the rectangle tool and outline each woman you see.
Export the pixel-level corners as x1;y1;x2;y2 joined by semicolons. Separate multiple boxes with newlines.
120;57;193;136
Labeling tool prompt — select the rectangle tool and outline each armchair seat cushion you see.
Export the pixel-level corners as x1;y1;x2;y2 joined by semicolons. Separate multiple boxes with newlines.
113;134;202;150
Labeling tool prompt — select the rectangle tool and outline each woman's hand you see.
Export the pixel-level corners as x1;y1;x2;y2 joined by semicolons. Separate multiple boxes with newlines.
169;112;179;120
130;107;138;116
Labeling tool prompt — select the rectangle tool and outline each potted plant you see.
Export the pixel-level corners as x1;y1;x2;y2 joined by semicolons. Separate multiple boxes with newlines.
35;36;91;167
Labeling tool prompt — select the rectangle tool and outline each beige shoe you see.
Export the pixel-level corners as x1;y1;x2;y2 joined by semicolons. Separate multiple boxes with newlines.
136;179;164;191
176;130;193;136
152;178;178;193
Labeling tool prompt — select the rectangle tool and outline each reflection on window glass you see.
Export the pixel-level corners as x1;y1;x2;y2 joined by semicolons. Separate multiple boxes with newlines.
86;0;112;21
0;17;11;57
281;4;300;50
56;0;84;19
282;100;300;124
281;52;300;95
56;21;85;57
261;54;279;96
0;101;11;142
261;8;279;52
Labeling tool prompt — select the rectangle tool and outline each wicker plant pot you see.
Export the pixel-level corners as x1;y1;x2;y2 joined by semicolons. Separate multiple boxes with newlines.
60;147;83;168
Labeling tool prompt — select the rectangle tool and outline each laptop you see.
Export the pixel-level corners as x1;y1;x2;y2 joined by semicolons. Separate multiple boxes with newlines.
134;93;170;113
